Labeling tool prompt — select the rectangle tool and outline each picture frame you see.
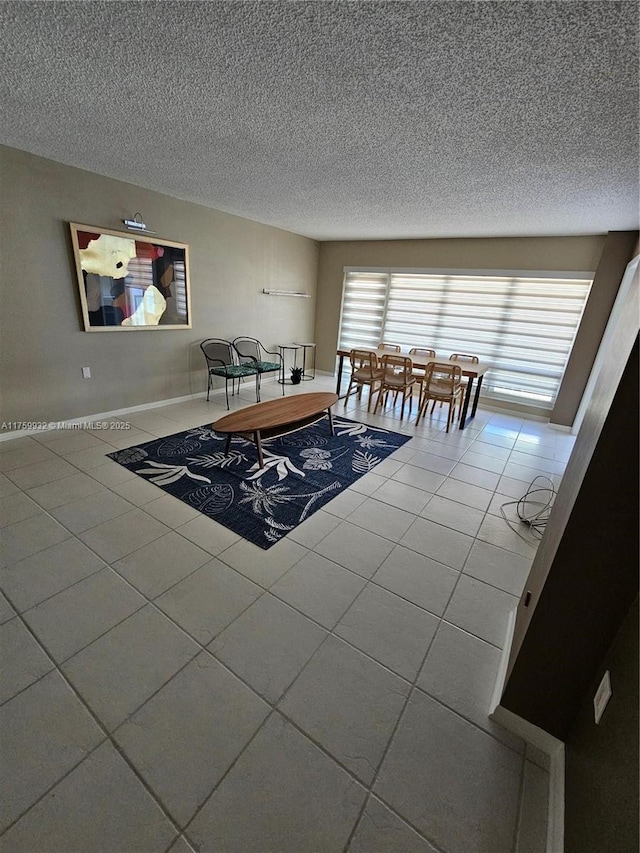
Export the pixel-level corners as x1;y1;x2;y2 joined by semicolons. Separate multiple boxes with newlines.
70;223;191;331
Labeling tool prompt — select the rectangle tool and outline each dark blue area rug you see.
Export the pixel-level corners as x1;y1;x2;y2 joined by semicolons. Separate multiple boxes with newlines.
107;415;411;549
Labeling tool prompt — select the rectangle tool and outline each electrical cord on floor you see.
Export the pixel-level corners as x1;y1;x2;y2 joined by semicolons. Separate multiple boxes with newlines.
500;475;557;545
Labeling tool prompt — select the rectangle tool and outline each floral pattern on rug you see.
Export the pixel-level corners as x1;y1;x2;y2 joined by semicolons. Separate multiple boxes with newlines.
107;415;411;549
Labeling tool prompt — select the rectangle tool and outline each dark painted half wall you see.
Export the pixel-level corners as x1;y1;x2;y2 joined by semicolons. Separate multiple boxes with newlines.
564;596;639;853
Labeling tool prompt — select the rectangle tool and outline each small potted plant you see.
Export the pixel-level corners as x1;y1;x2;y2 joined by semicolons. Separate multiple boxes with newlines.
290;366;303;385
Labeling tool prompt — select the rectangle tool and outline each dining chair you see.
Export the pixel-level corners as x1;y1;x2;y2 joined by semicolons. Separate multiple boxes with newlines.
450;353;479;363
379;342;401;352
200;339;258;409
374;354;416;419
343;350;385;411
409;347;436;407
415;362;464;432
449;352;479;397
232;337;284;401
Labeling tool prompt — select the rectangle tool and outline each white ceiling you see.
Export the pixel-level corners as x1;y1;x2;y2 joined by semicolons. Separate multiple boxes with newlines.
1;1;638;241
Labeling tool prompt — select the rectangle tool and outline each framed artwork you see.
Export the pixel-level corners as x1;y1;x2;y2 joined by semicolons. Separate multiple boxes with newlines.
70;223;191;331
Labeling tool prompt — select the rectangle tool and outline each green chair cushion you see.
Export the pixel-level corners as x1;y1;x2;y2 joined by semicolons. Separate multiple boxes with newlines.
209;364;257;378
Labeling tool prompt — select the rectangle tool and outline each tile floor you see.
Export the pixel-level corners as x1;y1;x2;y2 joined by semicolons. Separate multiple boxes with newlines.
0;375;574;852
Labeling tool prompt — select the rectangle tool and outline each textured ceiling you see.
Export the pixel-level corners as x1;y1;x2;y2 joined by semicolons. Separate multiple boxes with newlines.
1;1;638;240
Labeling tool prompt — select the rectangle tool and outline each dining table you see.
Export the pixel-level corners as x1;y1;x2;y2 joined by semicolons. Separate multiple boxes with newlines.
335;347;491;430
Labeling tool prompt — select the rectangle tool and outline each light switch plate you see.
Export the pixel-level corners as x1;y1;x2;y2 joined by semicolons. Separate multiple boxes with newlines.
82;367;91;379
593;670;612;724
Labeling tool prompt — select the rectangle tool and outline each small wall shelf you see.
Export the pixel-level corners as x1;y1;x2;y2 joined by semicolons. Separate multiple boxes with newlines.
262;289;310;298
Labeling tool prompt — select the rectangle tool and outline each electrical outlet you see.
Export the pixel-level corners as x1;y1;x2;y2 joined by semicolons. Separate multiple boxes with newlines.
593;670;612;724
81;367;91;379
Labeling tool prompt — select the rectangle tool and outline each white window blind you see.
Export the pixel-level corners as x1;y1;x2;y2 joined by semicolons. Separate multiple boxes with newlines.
338;270;592;408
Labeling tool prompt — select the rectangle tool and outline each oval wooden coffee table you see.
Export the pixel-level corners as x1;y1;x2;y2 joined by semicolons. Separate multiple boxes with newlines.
212;392;339;468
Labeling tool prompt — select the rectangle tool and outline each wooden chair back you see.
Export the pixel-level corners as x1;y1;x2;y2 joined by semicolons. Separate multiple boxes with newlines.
450;353;479;363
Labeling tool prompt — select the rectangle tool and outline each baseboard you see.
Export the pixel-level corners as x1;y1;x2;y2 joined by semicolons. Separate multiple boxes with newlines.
0;375;337;443
490;608;564;852
0;390;214;442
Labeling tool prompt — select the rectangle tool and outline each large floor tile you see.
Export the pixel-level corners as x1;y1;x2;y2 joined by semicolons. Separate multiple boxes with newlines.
65;445;124;471
370;479;432;514
110;475;167;506
449;462;500;491
271;552;366;629
417;621;523;751
188;712;366;852
408;450;457;476
0;514;70;567
516;760;550;853
0;590;15;624
435;477;494;511
509;449;556;473
3;456;78;489
444;575;518;648
50;490;133;534
414;439;467;461
459;449;507;474
335;585;438;681
348;796;438;852
27;472;105;509
348;469;386;496
287;508;342;548
391;464;446;493
168;836;197;853
315;521;395;578
0;670;104;831
474;432;517;450
112;532;212;599
78;508;169;562
503;460;553;484
175;514;241;555
40;431;108;456
217;536;307;588
0;473;20;497
155;560;262;645
372;545;458;616
22;568;146;662
476;513;537;558
321;487;367;518
142;493;201;527
211;594;327;702
62;605;199;730
0;442;58;473
0;493;41;527
347;497;417;541
1;741;176;853
464;539;533;596
419;494;485;536
0;617;53;704
279;636;410;784
375;690;521;853
400;517;473;570
0;538;106;612
115;653;269;826
89;459;138;486
468;441;512;461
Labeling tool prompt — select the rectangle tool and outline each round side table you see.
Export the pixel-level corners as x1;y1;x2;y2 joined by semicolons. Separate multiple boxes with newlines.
293;342;316;380
278;344;301;384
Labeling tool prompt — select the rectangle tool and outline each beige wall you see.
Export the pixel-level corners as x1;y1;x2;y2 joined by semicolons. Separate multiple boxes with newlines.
314;236;607;376
0;147;318;427
552;231;639;425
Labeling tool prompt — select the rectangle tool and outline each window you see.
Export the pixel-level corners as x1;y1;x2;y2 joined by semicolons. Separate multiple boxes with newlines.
338;269;592;408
